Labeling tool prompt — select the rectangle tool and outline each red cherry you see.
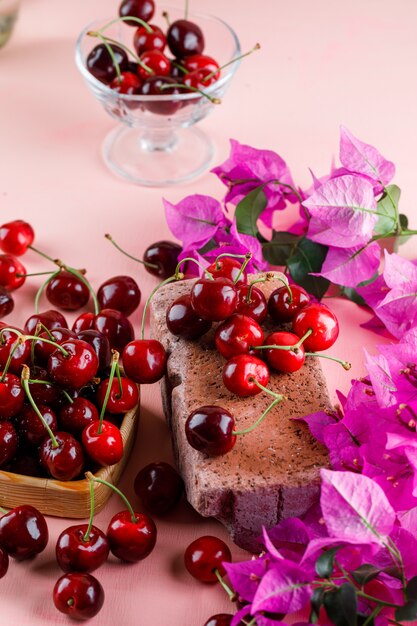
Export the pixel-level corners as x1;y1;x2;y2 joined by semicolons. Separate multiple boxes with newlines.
0;220;34;256
182;67;218;90
0;505;48;560
0;547;8;578
215;314;264;360
142;240;182;278
59;397;99;437
122;339;166;384
33;327;76;365
268;284;310;323
110;71;143;94
7;452;44;477
24;309;68;334
236;284;268;323
0;254;26;291
82;420;124;466
0;288;14;319
204;615;233;626
184;535;231;583
96;377;139;414
166;293;211;339
76;330;111;374
39;432;85;481
133;24;166;54
206;257;247;285
28;366;60;405
183;54;220;79
185;406;236;456
138;50;171;79
94;309;135;353
134;462;184;515
107;510;157;562
97;275;141;317
86;43;128;84
140;76;181;116
46;270;90;311
119;0;155;26
0;327;30;374
0;421;18;467
48;339;99;389
72;312;95;334
292;303;339;351
0;373;24;419
56;525;109;573
53;572;104;620
167;19;205;58
222;354;270;397
191;277;237;322
263;332;306;373
16;404;58;447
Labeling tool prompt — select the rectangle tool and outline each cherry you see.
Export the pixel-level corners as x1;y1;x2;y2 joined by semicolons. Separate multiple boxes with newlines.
142;240;182;278
122;339;166;384
222;354;270;397
118;0;155;26
182;67;217;91
86;43;128;84
48;339;99;389
206;257;247;286
191;277;237;322
292;304;339;351
28;367;60;406
59;397;99;437
73;309;134;353
204;615;233;626
268;284;310;323
56;524;109;573
110;71;143;95
184;535;231;583
0;505;48;560
0;373;24;418
0;254;26;291
39;431;84;481
134;462;184;515
8;451;44;477
96;377;139;414
16;404;58;447
263;332;306;373
107;510;157;562
140;76;182;115
215;314;264;360
24;310;68;334
0;288;14;318
0;421;18;467
166;294;211;339
133;24;166;55
53;572;104;620
185;406;236;456
0;327;30;374
0;220;34;256
76;330;111;374
0;547;8;578
97;275;141;317
72;312;94;334
183;54;220;79
236;285;267;323
138;50;171;79
82;420;123;466
46;270;90;311
167;19;205;58
33;327;76;364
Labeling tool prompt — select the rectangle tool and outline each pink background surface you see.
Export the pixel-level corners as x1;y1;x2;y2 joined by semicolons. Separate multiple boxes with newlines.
0;0;416;624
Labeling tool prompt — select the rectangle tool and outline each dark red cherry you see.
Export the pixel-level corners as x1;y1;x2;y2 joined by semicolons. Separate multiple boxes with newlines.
183;54;220;79
0;254;26;290
33;327;76;365
122;339;166;384
118;0;155;26
222;354;270;397
0;373;24;419
56;524;109;573
138;50;171;79
0;547;8;578
166;294;211;339
48;339;99;389
207;257;247;286
191;277;237;322
86;43;128;84
7;451;44;477
107;510;157;562
185;406;236;456
133;24;166;54
143;240;182;278
184;535;231;583
0;505;48;560
140;76;182;115
134;462;184;515
167;19;205;58
268;284;310;323
76;330;111;374
53;572;104;620
16;404;58;447
0;421;18;467
59;397;99;437
24;310;68;334
39;432;85;481
82;420;123;466
0;288;14;318
110;71;143;94
292;304;339;351
46;270;90;311
204;615;233;626
93;309;135;353
96;377;139;414
214;314;264;360
97;275;141;317
0;327;30;374
72;312;94;334
236;285;268;323
0;220;34;256
263;332;306;373
28;367;60;405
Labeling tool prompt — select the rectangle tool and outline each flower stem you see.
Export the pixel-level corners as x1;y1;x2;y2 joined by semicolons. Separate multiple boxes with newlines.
141;275;182;339
83;477;95;542
21;365;59;448
86;472;137;524
104;234;158;269
98;350;119;433
233;394;284;436
305;352;351;370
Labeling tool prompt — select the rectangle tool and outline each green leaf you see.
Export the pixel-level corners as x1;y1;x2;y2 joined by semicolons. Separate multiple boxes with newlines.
324;583;358;626
374;184;401;236
340;286;367;306
197;238;218;255
287;238;330;299
235;185;267;237
407;576;417;601
262;231;300;266
351;564;384;586
315;547;341;578
310;587;326;623
395;600;417;621
399;213;409;230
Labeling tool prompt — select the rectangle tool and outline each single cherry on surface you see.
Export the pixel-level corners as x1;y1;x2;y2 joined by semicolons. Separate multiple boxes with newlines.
96;377;139;414
134;462;184;515
191;277;237;322
142;240;182;278
215;314;264;360
0;547;8;578
222;354;270;397
0;288;14;318
110;71;143;95
97;275;141;317
107;510;157;562
292;303;339;351
0;219;34;256
206;257;247;286
268;284;310;323
86;43;128;84
56;524;109;574
46;270;90;311
133;24;166;54
166;293;211;339
0;504;48;560
122;339;166;384
53;572;104;620
263;331;306;373
167;19;205;58
39;432;85;481
48;339;99;389
204;615;233;626
118;0;155;25
184;535;232;583
0;421;18;467
24;309;68;334
0;254;26;291
82;420;123;466
185;406;236;456
236;284;267;324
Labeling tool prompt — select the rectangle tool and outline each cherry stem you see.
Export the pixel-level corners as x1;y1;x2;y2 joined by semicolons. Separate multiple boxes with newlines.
21;365;59;448
171;60;187;74
115;362;123;397
98;350;119;433
104;234;159;269
97;15;153;34
83;477;95;542
204;43;261;81
249;378;283;400
25;334;70;358
28;245;56;263
160;82;221;104
305;352;351;370
87;31;153;75
162;10;170;26
0;336;24;382
61;389;74;404
184;0;189;20
233;394;284;436
0;506;8;514
233;253;252;284
253;329;313;354
175;257;212;279
30;323;42;367
214;252;249;270
141;275;183;340
67;598;74;607
17;270;55;278
35;269;60;313
86;472;137;524
88;30;122;83
214;569;236;601
246;272;274;301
